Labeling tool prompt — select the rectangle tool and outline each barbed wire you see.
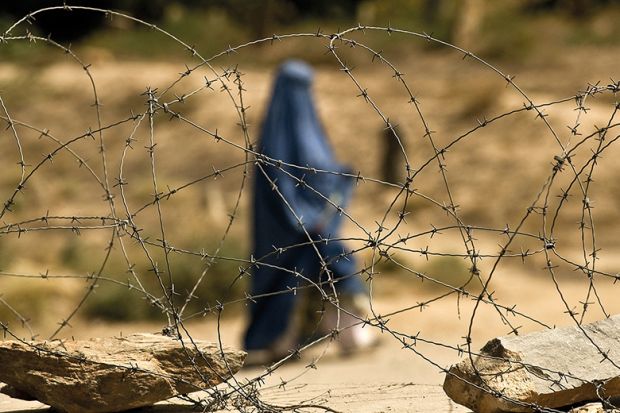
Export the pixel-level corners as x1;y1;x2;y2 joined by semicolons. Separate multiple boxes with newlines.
1;5;620;412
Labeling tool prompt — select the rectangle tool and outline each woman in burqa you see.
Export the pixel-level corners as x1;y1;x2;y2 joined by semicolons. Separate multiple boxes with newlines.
244;60;373;363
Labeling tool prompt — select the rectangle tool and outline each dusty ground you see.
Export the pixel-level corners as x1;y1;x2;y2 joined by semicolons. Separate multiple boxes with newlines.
3;270;620;412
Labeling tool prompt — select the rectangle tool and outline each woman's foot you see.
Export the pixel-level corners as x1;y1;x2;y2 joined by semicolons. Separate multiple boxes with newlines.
323;293;380;355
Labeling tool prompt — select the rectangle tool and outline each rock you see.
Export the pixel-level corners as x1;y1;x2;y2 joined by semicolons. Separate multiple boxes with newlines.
0;384;36;400
443;315;620;413
0;333;246;413
569;402;604;413
569;402;620;413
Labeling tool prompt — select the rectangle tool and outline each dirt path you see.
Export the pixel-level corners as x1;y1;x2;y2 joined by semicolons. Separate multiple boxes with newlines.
0;341;468;413
1;384;468;413
3;270;620;412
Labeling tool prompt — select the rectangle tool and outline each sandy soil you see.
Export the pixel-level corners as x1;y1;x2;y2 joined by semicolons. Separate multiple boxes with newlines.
3;268;620;412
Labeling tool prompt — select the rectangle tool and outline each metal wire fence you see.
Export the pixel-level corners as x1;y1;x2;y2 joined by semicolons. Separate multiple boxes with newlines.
1;5;620;412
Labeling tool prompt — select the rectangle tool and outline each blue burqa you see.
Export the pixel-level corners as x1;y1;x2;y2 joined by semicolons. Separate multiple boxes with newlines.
244;60;363;351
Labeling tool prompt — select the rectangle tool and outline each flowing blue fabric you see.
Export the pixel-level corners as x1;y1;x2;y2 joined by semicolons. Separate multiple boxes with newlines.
244;60;363;351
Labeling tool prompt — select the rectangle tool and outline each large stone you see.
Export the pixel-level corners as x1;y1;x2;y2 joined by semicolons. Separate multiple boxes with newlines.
443;315;620;413
568;401;620;413
0;333;246;413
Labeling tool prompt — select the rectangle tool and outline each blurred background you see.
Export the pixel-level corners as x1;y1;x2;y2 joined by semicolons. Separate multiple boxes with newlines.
2;0;620;62
0;0;619;365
